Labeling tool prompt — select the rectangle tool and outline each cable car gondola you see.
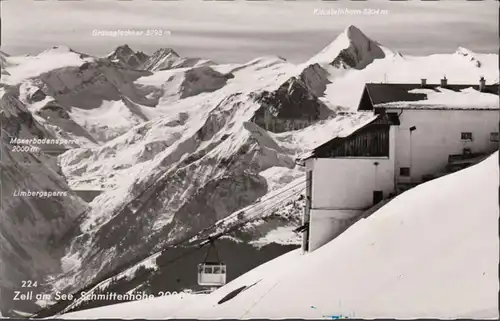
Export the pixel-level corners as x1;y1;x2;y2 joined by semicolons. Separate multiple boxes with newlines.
198;238;226;287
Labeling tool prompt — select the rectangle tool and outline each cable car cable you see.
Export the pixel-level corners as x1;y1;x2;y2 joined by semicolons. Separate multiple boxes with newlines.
36;178;310;317
55;187;305;316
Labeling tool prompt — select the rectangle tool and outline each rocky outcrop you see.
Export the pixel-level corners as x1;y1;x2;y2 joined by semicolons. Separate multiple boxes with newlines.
106;45;150;70
251;77;334;133
141;48;180;71
160;66;233;100
299;63;331;97
308;25;386;70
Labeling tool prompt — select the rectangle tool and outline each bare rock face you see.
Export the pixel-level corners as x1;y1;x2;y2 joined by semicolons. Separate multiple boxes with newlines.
299;63;331;97
25;88;47;104
141;48;180;71
160;66;233;100
251;77;334;133
330;26;385;70
0;89;54;147
179;66;232;99
107;45;150;70
0;124;87;315
309;25;386;70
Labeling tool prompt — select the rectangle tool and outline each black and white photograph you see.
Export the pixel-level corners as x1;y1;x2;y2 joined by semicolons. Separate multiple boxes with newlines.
0;0;498;319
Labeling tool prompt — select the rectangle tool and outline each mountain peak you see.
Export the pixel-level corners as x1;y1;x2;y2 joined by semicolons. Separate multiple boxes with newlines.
111;44;134;56
141;48;181;71
343;25;367;41
40;45;75;55
307;25;386;70
455;47;481;67
105;44;150;69
455;47;474;57
154;48;180;57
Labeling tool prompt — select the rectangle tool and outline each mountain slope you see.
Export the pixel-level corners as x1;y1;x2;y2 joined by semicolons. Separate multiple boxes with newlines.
0;87;88;315
61;152;499;319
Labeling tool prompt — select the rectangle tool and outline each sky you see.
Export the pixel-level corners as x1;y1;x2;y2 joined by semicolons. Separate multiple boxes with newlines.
1;0;498;64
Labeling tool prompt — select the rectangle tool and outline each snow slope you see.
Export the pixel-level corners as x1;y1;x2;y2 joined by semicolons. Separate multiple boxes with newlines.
1;46;95;85
62;152;499;319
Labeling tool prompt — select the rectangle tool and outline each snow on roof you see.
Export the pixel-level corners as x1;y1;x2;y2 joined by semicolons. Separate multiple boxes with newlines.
297;113;379;160
374;86;499;110
60;152;499;319
336;114;379;138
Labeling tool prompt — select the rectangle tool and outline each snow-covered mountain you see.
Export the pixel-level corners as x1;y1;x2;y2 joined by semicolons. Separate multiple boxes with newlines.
306;25;390;70
106;45;149;70
136;47;215;72
60;152;500;319
140;48;180;71
0;25;498;317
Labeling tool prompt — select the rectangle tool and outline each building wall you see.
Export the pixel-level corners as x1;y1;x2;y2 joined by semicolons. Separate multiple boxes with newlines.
305;126;396;252
390;109;499;183
307;156;395;209
307;209;363;251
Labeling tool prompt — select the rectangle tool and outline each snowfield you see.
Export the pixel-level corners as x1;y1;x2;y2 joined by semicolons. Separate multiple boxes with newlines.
1;46;94;85
61;152;499;319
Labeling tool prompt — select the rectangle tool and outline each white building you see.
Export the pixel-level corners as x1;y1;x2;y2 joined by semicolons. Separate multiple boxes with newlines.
300;78;499;252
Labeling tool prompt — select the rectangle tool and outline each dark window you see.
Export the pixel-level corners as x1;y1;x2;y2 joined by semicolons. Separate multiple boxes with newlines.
327;126;390;158
373;191;383;205
399;167;410;177
461;132;473;141
306;170;312;206
387;113;401;125
490;132;499;142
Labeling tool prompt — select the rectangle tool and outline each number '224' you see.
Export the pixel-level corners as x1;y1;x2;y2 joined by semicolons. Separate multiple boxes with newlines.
21;281;38;288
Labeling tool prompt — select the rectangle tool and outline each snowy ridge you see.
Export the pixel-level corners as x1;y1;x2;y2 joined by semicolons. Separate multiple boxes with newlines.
141;48;180;72
61;152;499;319
455;47;482;68
106;45;149;70
306;25;389;70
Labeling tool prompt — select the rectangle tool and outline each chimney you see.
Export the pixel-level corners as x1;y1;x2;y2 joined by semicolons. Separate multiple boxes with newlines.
440;76;447;88
479;76;486;91
420;78;427;87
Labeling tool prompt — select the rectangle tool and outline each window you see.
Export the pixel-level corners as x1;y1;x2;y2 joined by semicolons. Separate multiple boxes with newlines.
306;171;312;206
461;132;473;141
399;167;410;177
213;266;221;274
490;132;499;142
373;191;383;205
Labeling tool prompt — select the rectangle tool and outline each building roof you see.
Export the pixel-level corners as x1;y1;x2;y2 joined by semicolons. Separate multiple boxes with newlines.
359;83;499;111
299;113;397;161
